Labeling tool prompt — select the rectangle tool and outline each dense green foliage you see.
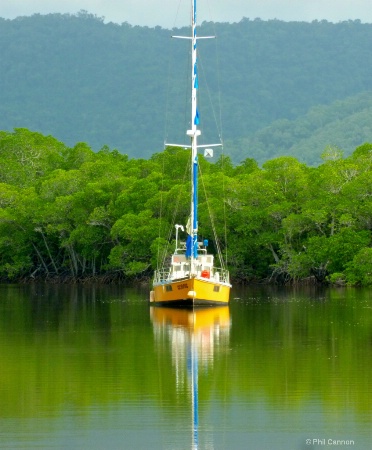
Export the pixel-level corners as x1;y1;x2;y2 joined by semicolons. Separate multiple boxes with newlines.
2;14;372;164
0;129;371;285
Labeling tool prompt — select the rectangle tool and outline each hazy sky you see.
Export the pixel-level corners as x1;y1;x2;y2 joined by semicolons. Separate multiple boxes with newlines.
2;0;372;28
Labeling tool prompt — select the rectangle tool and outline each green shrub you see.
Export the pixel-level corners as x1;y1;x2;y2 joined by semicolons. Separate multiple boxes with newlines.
345;248;372;286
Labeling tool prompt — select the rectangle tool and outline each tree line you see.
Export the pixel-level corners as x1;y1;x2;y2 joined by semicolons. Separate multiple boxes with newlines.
0;128;371;285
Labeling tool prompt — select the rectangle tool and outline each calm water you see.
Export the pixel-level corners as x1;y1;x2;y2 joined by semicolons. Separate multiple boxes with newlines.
0;284;371;450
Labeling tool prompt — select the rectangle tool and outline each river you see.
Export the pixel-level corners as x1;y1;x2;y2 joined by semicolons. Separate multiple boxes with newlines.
0;284;371;449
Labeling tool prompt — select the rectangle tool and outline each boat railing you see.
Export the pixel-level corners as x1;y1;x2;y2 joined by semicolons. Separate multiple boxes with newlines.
206;267;230;284
174;243;207;255
153;268;172;284
216;268;230;284
153;266;230;285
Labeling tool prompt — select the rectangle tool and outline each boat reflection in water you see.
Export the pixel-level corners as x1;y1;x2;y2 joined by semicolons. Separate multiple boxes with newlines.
150;307;231;450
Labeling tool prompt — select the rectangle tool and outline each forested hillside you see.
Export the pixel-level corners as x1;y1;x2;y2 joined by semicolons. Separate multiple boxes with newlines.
0;129;371;285
1;13;372;164
228;92;372;165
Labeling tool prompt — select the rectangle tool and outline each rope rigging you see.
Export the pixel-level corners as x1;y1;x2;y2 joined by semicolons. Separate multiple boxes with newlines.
157;0;229;271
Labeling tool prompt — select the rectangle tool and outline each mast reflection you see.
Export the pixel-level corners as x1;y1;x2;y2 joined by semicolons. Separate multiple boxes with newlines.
150;307;231;450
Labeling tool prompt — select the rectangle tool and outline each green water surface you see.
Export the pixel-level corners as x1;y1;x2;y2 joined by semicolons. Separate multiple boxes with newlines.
0;284;371;449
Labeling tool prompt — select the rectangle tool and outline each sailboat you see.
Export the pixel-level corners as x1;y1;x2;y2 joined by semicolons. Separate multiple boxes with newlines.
150;0;231;306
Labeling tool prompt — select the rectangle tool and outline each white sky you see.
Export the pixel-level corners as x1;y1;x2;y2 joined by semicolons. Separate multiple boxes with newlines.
1;0;371;28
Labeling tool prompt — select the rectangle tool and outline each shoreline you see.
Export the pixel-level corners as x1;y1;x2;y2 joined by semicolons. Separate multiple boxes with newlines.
0;274;327;286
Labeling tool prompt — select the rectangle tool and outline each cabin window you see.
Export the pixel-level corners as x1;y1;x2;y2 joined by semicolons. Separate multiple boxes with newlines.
165;285;173;292
213;286;220;292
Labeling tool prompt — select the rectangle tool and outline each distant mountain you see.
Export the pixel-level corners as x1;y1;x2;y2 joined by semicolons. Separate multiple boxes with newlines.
1;13;372;161
227;92;372;165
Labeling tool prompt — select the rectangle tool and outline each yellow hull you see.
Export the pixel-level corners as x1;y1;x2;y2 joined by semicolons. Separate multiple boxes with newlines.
150;277;230;305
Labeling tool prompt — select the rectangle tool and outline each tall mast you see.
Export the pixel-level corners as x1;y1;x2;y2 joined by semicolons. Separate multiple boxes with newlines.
172;0;216;264
187;0;200;264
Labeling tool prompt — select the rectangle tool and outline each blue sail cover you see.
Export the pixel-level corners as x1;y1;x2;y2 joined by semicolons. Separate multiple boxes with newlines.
186;234;192;258
192;156;198;258
185;157;199;259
